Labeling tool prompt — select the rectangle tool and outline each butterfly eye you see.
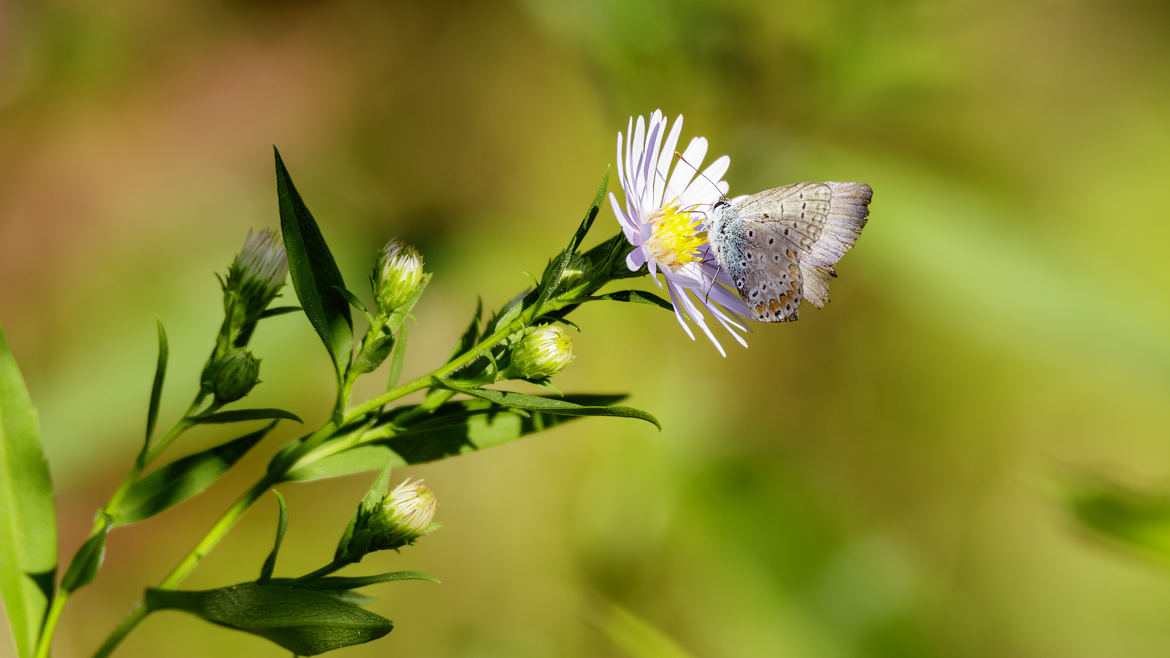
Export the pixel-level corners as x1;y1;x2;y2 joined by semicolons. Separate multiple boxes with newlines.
713;199;729;210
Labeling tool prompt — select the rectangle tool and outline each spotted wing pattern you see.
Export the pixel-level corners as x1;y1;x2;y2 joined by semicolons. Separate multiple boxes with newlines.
722;220;805;322
725;182;872;321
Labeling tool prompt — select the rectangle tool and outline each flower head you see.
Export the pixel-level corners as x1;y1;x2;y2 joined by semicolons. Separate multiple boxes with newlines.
368;478;438;551
224;229;288;319
371;239;425;315
506;324;575;380
610;110;751;355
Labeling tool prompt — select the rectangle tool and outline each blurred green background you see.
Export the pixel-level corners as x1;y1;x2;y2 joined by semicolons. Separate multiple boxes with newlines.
3;0;1170;656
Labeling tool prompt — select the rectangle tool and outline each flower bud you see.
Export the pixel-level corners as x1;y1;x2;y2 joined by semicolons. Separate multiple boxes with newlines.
371;239;424;315
222;229;289;334
367;479;437;551
507;324;574;380
202;348;261;403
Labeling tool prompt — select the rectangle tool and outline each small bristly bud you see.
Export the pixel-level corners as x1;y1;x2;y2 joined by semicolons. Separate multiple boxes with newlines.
222;229;289;336
372;239;424;315
506;324;574;380
202;348;261;403
368;479;438;551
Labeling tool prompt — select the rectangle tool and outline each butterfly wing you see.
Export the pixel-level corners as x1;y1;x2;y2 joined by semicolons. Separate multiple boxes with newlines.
720;219;805;322
731;181;872;309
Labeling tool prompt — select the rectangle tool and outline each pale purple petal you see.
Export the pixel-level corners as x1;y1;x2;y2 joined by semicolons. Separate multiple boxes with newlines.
625;247;646;271
653;115;683;208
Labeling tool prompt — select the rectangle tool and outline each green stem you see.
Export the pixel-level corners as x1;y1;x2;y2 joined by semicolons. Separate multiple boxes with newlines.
295;559;348;583
93;474;279;658
93;311;529;657
33;594;67;658
36;400;206;658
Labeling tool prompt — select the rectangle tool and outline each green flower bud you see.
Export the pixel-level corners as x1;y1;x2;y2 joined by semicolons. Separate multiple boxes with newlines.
371;239;424;315
202;349;261;403
222;229;289;336
507;324;574;380
367;479;437;551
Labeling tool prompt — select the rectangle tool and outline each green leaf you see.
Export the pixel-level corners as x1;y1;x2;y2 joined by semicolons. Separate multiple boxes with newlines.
291;571;439;589
191;408;302;424
145;318;168;443
386;324;407;390
61;516;109;593
438;381;660;429
283;445;397;483
145;582;392;655
283;396;623;482
113;422;276;526
274;148;354;380
528;170;609;321
259;305;302;319
0;325;57;658
1064;477;1170;565
586;289;674;311
257;491;287;584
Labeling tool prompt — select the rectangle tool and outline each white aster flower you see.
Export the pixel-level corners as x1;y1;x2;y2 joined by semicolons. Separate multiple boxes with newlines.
609;110;751;355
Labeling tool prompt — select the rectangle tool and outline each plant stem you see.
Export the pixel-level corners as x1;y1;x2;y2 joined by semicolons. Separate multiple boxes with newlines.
33;594;66;658
36;401;205;658
92;314;526;656
93;473;279;658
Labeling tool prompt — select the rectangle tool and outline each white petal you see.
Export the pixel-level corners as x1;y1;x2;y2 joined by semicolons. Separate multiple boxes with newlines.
666;137;708;203
677;288;726;356
640;120;663;211
667;284;697;341
615;131;627;196
654;115;683;209
610;192;639;240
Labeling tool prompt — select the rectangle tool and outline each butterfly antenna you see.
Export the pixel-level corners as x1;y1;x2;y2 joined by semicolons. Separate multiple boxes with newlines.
675;150;725;200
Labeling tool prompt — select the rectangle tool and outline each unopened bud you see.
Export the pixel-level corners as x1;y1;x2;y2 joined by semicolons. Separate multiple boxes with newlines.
202;349;260;403
368;479;437;551
222;229;289;332
372;239;424;315
507;324;574;380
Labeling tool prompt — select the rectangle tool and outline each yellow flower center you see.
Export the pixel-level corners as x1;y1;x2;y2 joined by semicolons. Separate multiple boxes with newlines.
644;204;705;271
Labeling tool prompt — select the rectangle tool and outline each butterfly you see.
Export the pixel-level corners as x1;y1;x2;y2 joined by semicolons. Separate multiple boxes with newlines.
706;182;873;322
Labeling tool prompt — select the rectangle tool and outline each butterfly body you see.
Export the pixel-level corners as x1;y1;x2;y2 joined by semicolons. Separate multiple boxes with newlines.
707;182;873;322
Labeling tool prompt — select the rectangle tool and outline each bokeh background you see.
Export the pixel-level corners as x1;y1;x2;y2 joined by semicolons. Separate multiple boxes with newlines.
4;0;1170;656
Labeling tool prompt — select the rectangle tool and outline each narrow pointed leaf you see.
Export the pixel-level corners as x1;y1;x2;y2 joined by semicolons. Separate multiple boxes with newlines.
294;571;439;589
586;289;673;311
0;326;56;658
283;395;628;482
145;583;393;655
438;381;660;429
113;422;277;526
145;318;168;443
191;408;302;424
387;324;407;389
275;148;354;379
61;516;109;593
259;305;302;319
257;491;287;584
529;170;608;321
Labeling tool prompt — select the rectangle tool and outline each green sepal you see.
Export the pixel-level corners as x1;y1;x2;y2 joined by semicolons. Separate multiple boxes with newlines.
257;491;288;584
190;408;302;424
334;463;394;564
436;380;660;429
60;515;110;593
275;147;354;382
145;582;393;655
113;422;277;526
0;324;57;658
145;317;168;444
